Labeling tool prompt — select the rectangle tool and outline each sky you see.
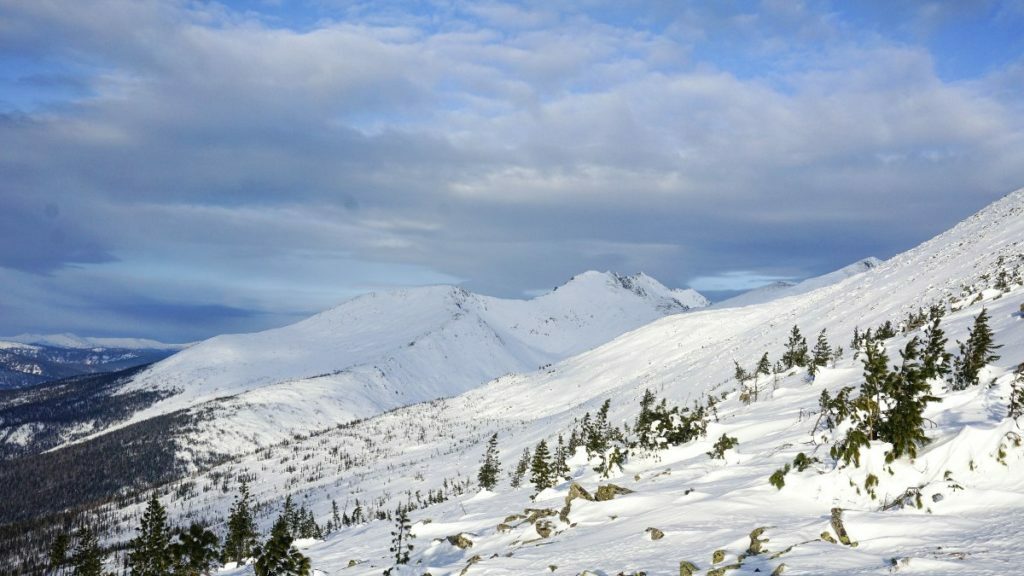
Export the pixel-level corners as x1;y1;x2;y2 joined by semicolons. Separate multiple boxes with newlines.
1;0;1023;342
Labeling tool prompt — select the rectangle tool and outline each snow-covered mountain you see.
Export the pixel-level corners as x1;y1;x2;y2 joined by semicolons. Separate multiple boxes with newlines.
45;271;703;456
0;338;181;390
1;333;189;351
712;257;883;309
6;190;1024;576
62;188;1021;576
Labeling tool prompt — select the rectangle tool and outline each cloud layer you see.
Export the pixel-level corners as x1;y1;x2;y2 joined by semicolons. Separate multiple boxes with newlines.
2;1;1023;340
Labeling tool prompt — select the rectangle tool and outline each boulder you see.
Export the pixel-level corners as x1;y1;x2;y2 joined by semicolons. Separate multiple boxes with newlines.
830;508;856;547
447;533;474;549
535;519;555;538
712;549;726;564
594;484;634;501
645;527;665;541
679;561;700;576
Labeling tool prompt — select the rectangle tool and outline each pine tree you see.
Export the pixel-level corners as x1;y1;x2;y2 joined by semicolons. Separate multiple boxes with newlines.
782;325;809;369
510;448;530;488
389;507;413;566
553;434;571;480
129;493;172;576
634;389;658;445
880;337;940;461
921;317;952;380
756;353;771;379
952;308;1002;390
809;329;832;378
49;532;69;573
330;500;341;533
585;399;612;456
530;440;553;491
477;433;501;490
857;338;889;442
733;360;750;384
70;527;104;576
222;481;258;564
253;514;311;576
170;523;220;576
1009;363;1024;420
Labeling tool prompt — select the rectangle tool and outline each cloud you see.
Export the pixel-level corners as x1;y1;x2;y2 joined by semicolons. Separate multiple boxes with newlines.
0;0;1022;338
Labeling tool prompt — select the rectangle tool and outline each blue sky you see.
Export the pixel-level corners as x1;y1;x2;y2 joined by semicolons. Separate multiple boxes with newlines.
1;0;1023;342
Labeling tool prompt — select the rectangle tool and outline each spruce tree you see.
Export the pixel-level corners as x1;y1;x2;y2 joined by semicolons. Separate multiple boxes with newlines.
921;317;952;380
756;353;771;379
782;325;809;369
553;434;571;480
129;493;172;576
857;338;889;442
585;399;612;456
634;389;658;446
530;440;553;491
952;308;1002;390
70;527;104;576
49;532;69;573
510;448;530;488
1009;363;1024;420
222;481;258;564
389;507;413;566
810;329;832;374
880;337;940;461
331;500;341;533
477;433;501;490
170;523;220;576
253;514;311;576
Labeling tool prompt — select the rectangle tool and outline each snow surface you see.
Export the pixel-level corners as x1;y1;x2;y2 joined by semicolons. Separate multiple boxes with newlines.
712;257;883;309
87;188;1024;576
104;271;707;456
1;333;189;350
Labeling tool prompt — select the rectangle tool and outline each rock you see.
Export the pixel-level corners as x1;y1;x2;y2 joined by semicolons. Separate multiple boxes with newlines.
820;531;836;544
504;514;527;523
645;527;665;540
712;549;726;564
595;484;634;501
679;560;700;576
771;564;786;576
347;559;360;567
524;508;558;524
746;527;770;556
458;555;482;576
707;564;742;576
830;508;857;547
932;493;944;503
548;566;557;572
535;519;555;538
447;533;474;549
566;482;594;504
496;523;513;533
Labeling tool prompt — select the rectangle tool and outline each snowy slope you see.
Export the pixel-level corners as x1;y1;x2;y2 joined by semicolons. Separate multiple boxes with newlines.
82;189;1024;576
97;271;707;456
2;333;189;350
713;257;883;309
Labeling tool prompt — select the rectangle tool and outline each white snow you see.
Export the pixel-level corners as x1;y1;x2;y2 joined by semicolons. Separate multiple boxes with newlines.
1;333;189;350
78;188;1024;575
713;257;883;309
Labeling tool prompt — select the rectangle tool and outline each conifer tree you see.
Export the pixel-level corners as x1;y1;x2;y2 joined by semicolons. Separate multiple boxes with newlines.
585;399;613;456
1009;363;1024;420
880;337;940;461
129;493;172;576
169;523;220;576
49;532;69;574
733;361;750;384
921;317;952;380
553;434;571;480
756;353;771;379
70;527;104;576
952;308;1002;390
857;338;889;442
330;500;341;534
253;514;311;576
477;433;501;490
809;329;832;378
510;448;530;488
222;481;258;564
530;440;553;491
634;389;658;444
782;325;809;369
389;507;413;566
